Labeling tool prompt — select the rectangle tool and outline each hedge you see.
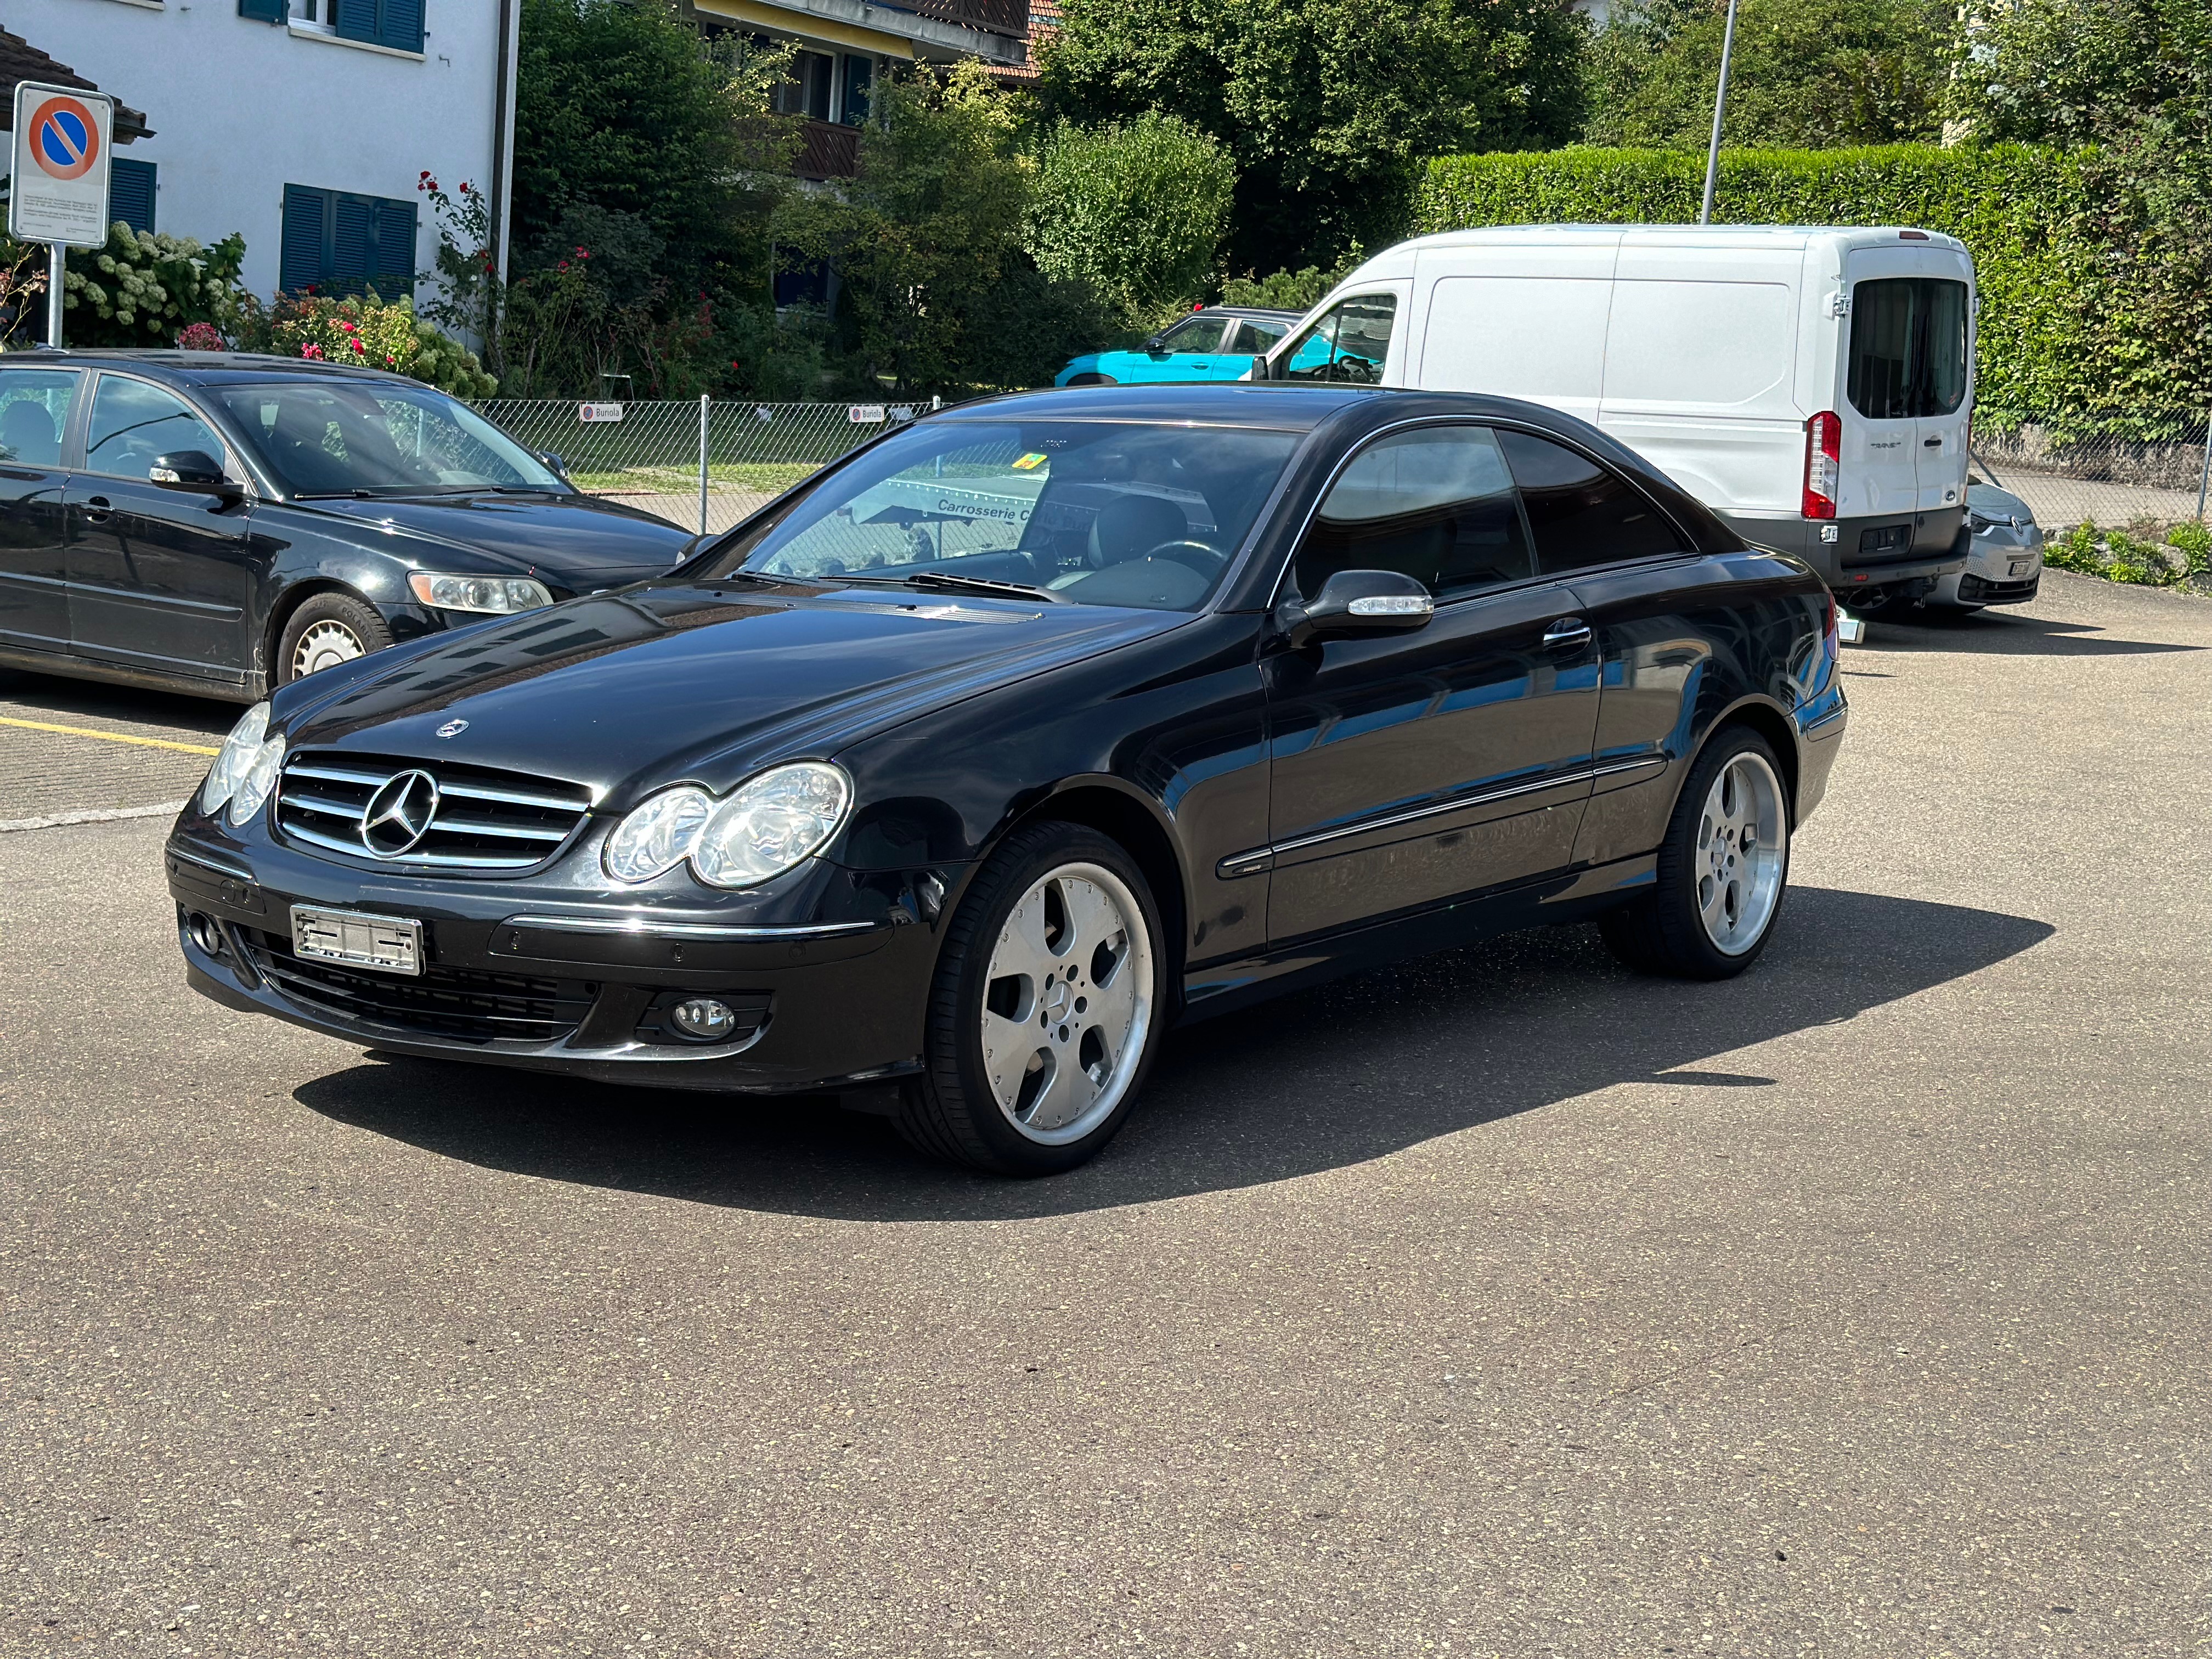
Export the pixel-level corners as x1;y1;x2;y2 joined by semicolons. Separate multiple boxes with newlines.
1414;145;2200;441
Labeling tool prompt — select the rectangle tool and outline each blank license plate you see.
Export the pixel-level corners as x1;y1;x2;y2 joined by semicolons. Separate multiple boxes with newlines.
291;906;423;976
2010;560;2035;577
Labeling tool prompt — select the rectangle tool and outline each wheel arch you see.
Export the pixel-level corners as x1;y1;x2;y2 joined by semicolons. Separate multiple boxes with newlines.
1693;696;1802;821
261;577;380;681
989;778;1191;981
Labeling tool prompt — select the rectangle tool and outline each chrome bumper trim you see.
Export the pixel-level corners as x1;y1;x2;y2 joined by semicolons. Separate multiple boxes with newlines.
501;913;879;941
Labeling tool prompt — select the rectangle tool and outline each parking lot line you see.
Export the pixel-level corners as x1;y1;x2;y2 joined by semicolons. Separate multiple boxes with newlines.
0;715;219;757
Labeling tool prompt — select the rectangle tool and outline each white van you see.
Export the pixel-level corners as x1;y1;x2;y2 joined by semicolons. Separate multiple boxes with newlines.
1255;225;1976;603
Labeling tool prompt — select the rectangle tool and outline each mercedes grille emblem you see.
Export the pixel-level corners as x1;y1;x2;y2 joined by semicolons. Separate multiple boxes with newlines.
359;769;441;857
437;719;469;739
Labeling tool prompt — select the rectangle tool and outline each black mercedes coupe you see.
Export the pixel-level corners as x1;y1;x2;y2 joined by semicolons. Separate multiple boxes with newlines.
167;384;1849;1175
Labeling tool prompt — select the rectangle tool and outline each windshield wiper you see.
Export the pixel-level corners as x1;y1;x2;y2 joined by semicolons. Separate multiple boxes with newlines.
837;569;1062;604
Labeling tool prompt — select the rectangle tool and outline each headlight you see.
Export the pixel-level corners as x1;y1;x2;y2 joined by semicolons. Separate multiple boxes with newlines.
601;763;851;889
227;731;287;827
602;785;714;883
199;702;269;815
407;572;554;614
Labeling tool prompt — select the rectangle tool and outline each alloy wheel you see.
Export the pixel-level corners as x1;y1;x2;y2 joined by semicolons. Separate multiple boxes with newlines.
979;861;1154;1145
1696;749;1787;955
291;619;366;679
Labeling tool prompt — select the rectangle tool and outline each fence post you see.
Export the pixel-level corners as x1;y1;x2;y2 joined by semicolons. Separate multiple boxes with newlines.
2197;408;2210;523
697;394;712;535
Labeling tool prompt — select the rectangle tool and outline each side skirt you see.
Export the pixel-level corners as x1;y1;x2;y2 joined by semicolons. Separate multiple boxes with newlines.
1177;853;1658;1025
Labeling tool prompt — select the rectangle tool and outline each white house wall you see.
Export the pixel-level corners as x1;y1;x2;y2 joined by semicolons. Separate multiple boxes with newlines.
31;3;505;303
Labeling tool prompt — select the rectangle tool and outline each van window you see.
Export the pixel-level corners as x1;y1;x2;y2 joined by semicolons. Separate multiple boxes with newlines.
1278;294;1397;385
1848;278;1968;420
1496;430;1686;573
1296;424;1533;602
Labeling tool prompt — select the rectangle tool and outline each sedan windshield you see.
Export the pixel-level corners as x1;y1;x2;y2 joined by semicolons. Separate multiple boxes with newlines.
698;419;1301;611
210;381;563;497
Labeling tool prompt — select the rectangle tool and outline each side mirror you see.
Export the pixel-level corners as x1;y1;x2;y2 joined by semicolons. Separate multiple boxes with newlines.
1143;335;1170;357
1277;569;1435;648
149;450;243;501
539;451;571;478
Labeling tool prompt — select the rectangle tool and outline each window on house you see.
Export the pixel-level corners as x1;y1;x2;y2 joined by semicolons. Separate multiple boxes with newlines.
777;50;834;121
839;56;873;125
244;0;422;52
280;184;417;299
110;158;156;234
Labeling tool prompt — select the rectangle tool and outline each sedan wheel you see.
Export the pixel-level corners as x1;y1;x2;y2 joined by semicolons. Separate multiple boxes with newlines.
292;619;368;679
1599;726;1792;979
899;823;1165;1175
980;863;1154;1144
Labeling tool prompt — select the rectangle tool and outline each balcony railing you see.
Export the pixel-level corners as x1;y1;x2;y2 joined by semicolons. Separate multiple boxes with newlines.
795;120;860;180
878;0;1029;40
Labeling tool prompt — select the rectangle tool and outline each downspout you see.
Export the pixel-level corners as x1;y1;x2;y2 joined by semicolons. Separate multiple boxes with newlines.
488;0;521;368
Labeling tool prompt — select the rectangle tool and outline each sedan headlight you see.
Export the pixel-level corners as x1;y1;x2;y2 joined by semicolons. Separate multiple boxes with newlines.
228;731;287;827
408;572;555;614
199;702;269;815
602;763;851;889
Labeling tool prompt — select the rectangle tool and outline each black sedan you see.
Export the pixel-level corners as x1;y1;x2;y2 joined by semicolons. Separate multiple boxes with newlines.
167;384;1849;1175
0;350;694;702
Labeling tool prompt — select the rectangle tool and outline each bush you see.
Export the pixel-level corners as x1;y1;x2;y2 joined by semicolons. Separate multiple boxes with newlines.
1221;256;1358;313
1414;144;2204;441
2043;519;2210;585
59;224;248;346
1027;112;1235;328
236;291;498;399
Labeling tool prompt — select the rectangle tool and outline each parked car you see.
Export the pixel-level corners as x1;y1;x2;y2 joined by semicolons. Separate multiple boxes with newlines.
169;382;1848;1176
1255;226;1978;612
1928;478;2044;611
0;350;695;703
1055;307;1300;387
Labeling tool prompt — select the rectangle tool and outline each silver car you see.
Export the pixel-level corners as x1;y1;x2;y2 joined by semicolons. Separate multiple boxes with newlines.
1927;479;2044;611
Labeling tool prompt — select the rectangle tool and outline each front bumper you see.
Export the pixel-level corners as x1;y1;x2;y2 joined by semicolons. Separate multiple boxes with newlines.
1928;528;2044;607
167;820;957;1094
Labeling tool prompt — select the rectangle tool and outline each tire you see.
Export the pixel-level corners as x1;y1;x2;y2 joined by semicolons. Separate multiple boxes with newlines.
1599;726;1792;980
276;591;393;685
896;822;1166;1175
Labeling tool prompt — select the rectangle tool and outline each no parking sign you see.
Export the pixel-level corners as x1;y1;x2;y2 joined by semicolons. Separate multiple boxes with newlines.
9;81;114;248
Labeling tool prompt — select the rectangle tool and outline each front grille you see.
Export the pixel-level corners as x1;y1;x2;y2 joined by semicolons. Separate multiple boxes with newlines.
1960;572;2041;604
274;751;594;872
243;931;596;1045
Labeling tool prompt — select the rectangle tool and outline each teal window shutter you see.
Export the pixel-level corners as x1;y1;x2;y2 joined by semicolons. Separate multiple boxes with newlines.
111;159;157;234
371;199;418;297
335;0;422;52
238;0;287;20
334;195;376;296
334;0;379;43
280;184;332;294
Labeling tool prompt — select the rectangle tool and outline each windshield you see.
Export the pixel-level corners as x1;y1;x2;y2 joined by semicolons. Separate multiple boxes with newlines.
698;419;1301;611
210;381;564;496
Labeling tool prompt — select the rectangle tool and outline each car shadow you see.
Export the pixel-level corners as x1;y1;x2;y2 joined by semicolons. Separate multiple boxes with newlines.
294;885;2053;1221
0;665;240;736
1854;605;2202;658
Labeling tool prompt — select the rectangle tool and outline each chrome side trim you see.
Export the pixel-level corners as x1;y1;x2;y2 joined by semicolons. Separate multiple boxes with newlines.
1215;761;1646;878
167;843;253;881
503;913;880;941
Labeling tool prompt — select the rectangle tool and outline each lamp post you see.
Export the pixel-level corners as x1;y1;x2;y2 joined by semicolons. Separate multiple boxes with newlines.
1699;0;1742;226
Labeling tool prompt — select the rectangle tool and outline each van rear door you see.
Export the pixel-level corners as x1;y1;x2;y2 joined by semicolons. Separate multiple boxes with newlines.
1842;250;1973;523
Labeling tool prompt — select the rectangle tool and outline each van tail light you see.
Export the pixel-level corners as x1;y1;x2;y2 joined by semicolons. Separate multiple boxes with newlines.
1803;411;1841;519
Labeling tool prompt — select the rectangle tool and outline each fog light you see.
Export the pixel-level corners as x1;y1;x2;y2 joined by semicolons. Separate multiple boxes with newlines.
669;997;736;1041
186;912;222;955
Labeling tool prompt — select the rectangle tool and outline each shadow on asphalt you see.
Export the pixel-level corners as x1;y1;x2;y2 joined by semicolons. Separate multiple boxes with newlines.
1855;606;2203;657
0;665;240;737
295;886;2054;1221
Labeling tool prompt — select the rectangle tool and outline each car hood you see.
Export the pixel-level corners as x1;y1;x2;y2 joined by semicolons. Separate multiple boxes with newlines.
1966;482;2036;526
292;491;695;588
278;580;1186;803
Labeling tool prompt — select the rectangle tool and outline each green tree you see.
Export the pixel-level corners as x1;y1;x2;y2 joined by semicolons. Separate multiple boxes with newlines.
1027;111;1235;328
1040;0;1587;278
1583;0;1953;150
776;63;1113;395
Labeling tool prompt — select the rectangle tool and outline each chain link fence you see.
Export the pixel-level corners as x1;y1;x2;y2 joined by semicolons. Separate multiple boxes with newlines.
478;398;932;535
1972;421;2211;534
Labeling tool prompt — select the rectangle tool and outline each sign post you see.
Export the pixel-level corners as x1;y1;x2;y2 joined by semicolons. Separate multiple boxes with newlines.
9;81;116;349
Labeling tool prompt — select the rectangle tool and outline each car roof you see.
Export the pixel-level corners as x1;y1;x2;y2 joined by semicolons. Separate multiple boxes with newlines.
942;382;1391;429
0;348;421;389
1200;306;1304;321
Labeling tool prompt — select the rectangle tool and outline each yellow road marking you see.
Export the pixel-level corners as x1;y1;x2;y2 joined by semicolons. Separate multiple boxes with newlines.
0;715;221;757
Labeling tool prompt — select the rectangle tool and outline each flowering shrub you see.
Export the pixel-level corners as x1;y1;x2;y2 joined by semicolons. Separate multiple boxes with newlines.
235;290;498;399
176;322;228;352
61;224;247;346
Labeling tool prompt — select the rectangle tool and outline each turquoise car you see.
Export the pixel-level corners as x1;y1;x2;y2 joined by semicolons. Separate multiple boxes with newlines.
1054;306;1301;387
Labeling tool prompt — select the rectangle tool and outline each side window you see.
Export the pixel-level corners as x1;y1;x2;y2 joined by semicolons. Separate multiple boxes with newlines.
1279;293;1397;384
1296;425;1534;603
1496;429;1685;573
0;370;83;469
1233;318;1289;354
1159;315;1231;353
84;379;229;482
1848;278;1969;420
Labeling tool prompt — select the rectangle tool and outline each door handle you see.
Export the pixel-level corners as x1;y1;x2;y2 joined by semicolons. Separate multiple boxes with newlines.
1922;436;1943;448
1542;617;1593;651
83;495;112;523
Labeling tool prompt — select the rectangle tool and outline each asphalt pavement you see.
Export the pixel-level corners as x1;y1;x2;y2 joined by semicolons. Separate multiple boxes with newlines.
3;572;2208;1657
